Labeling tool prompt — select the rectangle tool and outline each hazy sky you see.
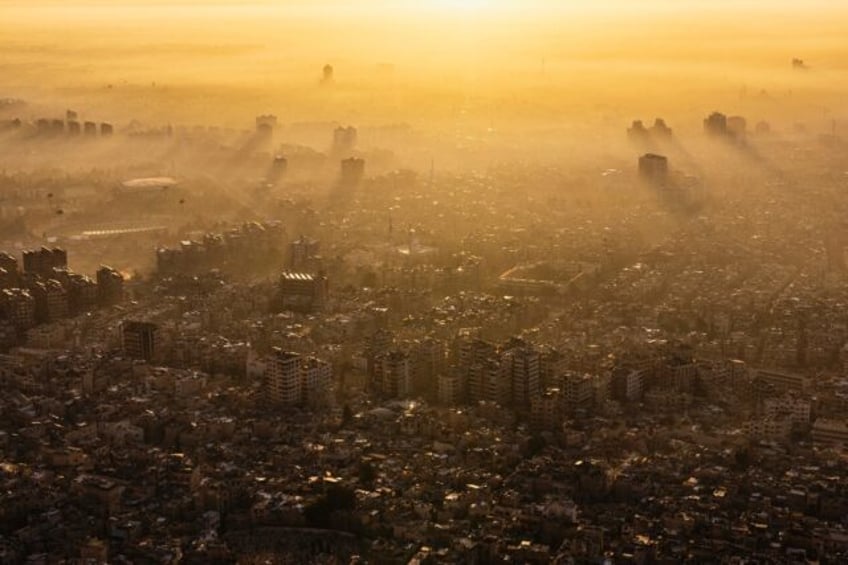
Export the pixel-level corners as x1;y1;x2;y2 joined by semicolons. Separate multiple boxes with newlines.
2;0;847;131
4;0;846;11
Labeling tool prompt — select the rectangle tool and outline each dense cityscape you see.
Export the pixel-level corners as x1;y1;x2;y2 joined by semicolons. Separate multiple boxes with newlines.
3;1;848;563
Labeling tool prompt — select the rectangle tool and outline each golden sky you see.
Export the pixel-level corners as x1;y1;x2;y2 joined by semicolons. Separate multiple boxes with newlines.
3;0;847;131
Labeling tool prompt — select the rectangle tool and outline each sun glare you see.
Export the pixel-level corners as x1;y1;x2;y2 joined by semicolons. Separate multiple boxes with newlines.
416;0;499;14
437;0;491;10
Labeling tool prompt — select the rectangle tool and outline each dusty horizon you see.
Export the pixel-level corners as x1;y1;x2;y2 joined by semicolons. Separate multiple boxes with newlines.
2;1;847;131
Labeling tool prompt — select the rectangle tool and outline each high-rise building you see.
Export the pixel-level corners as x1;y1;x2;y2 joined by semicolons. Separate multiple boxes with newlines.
638;153;669;184
96;266;124;306
66;273;98;316
122;321;158;362
437;372;464;406
156;221;286;276
288;236;320;270
563;372;595;408
332;126;358;155
468;357;510;405
366;328;394;379
627;120;648;141
340;157;365;187
0;252;17;274
539;346;566;389
31;279;69;323
502;338;541;410
265;349;333;406
267;155;288;184
84;121;98;136
530;388;564;430
255;115;277;137
50;268;97;316
704;112;728;136
0;288;35;332
727;116;747;138
22;247;67;279
0;253;17;290
0;268;14;290
455;330;495;369
411;337;447;397
373;350;413;399
611;369;644;403
651;118;673;138
301;356;334;408
266;350;303;406
278;271;328;313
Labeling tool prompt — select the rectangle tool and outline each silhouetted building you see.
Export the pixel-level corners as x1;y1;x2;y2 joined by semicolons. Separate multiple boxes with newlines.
51;119;65;134
0;118;21;131
340;157;365;186
66;109;78;121
289;236;320;270
279;271;328;313
333;126;358;155
0;288;35;331
0;253;17;277
65;273;98;316
100;123;114;136
122;321;158;361
627;120;649;141
31;279;69;324
255;115;277;137
530;388;564;430
322;64;334;85
612;369;643;402
67;121;81;136
97;266;124;306
23;247;67;279
267;155;288;184
438;372;464;406
84;121;98;136
502;338;542;410
156;221;285;276
704;112;728;136
727;116;747;138
651;118;672;138
0;268;15;290
638;153;669;184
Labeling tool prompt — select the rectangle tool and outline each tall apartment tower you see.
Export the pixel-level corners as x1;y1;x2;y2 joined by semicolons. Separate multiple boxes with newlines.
22;247;67;279
122;321;158;362
96;266;124;306
638;153;669;184
265;349;333;406
288;236;320;270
